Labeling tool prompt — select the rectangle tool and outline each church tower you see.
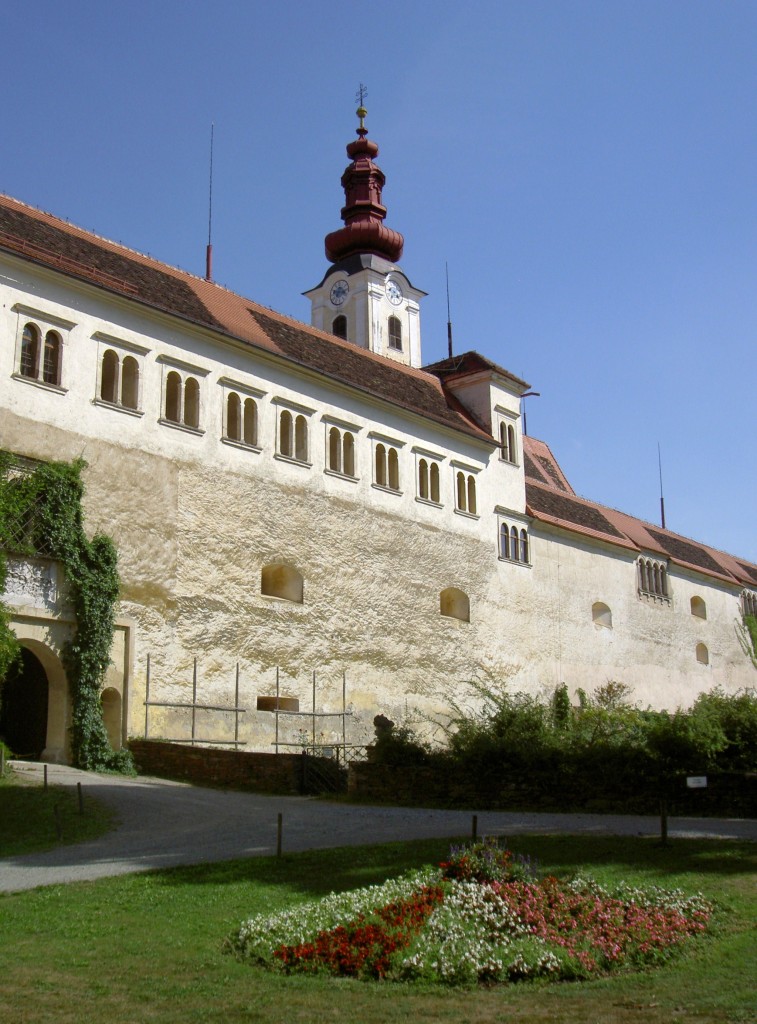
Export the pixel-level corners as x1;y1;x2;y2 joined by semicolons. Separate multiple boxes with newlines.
304;101;426;368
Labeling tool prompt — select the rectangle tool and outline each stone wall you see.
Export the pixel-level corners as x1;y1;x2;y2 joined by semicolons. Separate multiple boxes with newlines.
129;739;307;793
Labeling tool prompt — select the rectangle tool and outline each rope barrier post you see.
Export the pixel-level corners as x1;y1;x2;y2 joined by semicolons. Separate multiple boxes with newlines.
44;764;48;790
472;814;478;840
77;781;84;815
277;812;283;857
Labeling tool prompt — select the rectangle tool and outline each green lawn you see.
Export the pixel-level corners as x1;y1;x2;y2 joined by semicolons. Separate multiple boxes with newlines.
1;834;755;1023
0;771;115;857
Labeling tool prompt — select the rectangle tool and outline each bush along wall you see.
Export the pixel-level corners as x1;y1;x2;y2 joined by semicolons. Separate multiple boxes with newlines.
360;681;757;817
0;453;131;771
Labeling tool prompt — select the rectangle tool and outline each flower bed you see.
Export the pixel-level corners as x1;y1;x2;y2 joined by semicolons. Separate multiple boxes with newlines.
228;840;712;986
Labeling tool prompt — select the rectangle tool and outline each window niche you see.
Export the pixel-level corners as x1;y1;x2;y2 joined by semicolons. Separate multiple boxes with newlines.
454;469;478;516
261;564;303;604
637;557;669;601
98;343;142;413
326;423;357;478
372;435;403;493
499;420;517;464
12;305;74;392
417;457;441;504
440;587;470;622
220;378;263;450
276;403;311;464
158;357;208;433
696;643;710;666
592;602;613;628
690;596;707;620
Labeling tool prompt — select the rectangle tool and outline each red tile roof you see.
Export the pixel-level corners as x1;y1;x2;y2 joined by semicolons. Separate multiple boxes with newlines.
0;194;491;444
523;436;757;588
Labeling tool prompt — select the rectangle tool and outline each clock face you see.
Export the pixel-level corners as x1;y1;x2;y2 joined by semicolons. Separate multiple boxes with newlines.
330;279;349;306
386;279;403;305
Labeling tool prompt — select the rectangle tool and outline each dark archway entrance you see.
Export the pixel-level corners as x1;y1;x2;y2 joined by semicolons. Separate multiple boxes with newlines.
0;648;49;759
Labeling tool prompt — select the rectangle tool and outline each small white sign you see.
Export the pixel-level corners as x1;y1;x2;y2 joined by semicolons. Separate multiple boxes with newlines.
686;776;708;789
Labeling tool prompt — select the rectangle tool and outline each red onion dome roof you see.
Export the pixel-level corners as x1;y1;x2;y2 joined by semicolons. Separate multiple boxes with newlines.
325;105;404;264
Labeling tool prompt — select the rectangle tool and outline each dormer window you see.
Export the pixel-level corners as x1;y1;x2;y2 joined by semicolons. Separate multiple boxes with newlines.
388;316;402;351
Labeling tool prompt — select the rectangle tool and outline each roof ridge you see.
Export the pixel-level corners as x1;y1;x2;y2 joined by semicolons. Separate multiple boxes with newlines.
527;478;756;573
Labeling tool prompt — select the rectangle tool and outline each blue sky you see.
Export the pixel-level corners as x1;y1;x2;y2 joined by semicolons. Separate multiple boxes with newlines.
3;0;755;561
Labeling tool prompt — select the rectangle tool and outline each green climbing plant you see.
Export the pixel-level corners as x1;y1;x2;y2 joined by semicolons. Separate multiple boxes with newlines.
0;453;131;771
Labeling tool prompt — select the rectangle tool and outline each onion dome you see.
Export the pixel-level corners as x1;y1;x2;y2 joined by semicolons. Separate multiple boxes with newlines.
324;105;404;264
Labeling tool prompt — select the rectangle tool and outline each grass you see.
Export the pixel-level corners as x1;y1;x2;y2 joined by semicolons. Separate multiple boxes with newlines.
0;769;115;857
1;833;755;1023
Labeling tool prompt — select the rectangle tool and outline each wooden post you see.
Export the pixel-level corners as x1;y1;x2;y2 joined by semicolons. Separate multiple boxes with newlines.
342;670;347;763
276;812;283;857
144;653;151;738
472;814;478;840
311;670;316;751
77;781;84;815
44;764;48;790
191;658;198;746
234;662;240;746
275;666;280;755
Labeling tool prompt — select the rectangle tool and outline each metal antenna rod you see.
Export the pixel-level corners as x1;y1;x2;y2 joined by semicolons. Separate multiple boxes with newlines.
658;442;666;529
205;123;214;281
445;262;453;359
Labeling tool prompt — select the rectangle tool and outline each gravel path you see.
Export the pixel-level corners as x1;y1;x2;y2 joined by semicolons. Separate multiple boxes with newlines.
2;760;755;894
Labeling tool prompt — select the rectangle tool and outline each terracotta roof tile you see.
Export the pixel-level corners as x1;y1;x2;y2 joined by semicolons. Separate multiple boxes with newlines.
0;193;489;443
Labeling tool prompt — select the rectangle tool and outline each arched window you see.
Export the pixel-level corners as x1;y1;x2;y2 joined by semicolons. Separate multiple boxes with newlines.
388;316;402;350
696;643;709;666
455;470;477;515
294;414;308;462
279;410;293;457
375;443;387;487
511;526;519;561
690;596;707;620
388;447;399;490
500;523;510;560
101;349;119;404
243;399;257;446
440;587;470;622
456;471;466;511
508;425;516;465
592;602;612;628
430;462;440;503
121;356;139;410
226;392;241;441
343;432;355;477
418;458;429;500
20;323;40;379
467;476;477;516
638;557;669;599
328;426;341;472
520;528;529;563
42;331;61;385
165;371;182;423
499;422;509;461
184;377;200;429
261;563;303;603
332;315;347;339
743;591;757;618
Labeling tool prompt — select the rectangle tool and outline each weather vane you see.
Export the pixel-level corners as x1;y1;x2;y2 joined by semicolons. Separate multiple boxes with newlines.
355;82;368;107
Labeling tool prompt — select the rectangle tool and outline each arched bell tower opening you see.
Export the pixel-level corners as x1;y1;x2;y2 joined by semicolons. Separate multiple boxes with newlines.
0;647;50;759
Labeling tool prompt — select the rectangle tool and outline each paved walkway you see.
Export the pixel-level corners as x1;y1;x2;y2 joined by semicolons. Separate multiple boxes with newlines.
2;760;755;894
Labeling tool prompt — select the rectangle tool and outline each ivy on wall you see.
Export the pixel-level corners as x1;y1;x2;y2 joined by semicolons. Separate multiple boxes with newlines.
0;452;131;771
